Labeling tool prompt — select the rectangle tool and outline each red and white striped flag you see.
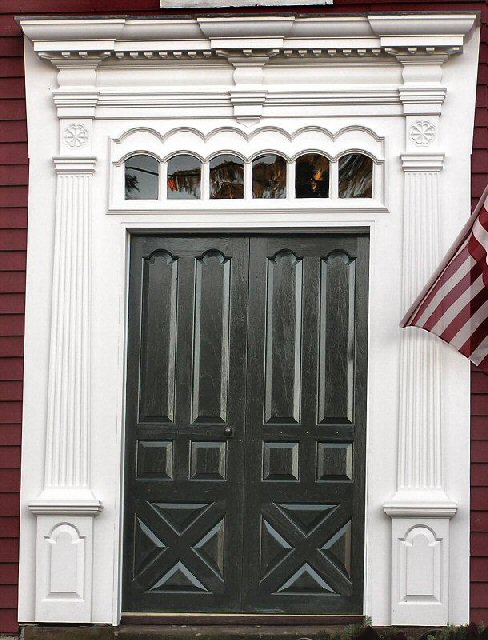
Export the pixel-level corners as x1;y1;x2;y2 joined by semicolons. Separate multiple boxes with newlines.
402;187;488;370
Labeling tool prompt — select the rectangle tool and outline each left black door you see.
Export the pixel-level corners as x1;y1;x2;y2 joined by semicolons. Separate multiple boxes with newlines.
123;235;249;612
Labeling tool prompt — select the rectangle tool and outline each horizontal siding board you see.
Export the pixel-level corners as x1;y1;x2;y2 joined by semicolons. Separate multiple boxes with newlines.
0;380;23;400
0;144;27;165
0;447;21;467
0;609;18;634
0;294;25;314
0;469;20;492
472;463;488;485
0;359;23;380
0;585;18;609
0;316;24;336
0;120;26;143
0;165;28;185
0;563;18;585
0;38;22;57
0;186;28;208
472;441;488;463
471;558;488;581
472;532;488;556
0;230;26;251
0;253;26;271
0;101;26;120
0;337;23;356
471;511;488;532
0;517;19;538
0;273;25;293
0;495;19;518
0;403;22;424
471;583;488;608
0;425;21;446
0;78;24;99
472;487;488;509
0;209;27;228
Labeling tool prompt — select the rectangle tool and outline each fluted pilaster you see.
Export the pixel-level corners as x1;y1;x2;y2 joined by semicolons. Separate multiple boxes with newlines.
29;157;101;623
385;153;457;626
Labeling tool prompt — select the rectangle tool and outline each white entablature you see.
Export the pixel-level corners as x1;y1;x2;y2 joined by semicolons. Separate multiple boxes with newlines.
20;14;475;121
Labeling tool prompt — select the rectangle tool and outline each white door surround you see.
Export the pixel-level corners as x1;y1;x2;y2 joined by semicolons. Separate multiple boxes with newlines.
18;12;479;627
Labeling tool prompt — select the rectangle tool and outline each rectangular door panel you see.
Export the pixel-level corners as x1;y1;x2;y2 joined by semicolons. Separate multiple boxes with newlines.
242;235;369;614
124;235;249;613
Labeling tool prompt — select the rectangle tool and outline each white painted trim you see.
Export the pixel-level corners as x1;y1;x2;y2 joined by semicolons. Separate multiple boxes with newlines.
17;13;478;627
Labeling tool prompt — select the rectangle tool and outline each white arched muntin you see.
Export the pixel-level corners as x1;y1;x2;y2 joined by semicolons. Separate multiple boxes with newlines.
110;125;385;210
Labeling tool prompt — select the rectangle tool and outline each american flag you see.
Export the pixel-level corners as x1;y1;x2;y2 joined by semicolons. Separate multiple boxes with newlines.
402;187;488;370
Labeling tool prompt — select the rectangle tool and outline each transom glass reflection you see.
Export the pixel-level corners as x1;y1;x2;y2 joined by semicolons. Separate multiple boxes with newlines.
210;154;244;199
125;154;159;200
122;149;376;202
167;154;201;200
296;154;330;198
252;154;287;199
338;153;373;199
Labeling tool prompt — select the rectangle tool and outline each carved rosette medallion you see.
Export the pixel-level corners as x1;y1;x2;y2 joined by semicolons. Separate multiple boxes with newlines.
64;123;89;148
409;120;436;146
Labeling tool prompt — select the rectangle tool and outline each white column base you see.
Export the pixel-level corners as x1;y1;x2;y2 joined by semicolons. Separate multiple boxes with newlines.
384;493;457;626
29;490;102;623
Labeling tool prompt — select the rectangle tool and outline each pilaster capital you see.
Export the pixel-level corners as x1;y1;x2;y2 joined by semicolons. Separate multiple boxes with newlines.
53;156;97;174
401;152;445;172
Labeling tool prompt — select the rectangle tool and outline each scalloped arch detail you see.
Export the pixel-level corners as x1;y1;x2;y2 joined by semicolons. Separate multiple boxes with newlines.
114;124;384;146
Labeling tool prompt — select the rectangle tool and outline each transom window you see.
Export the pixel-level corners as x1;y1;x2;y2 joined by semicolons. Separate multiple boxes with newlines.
124;151;374;201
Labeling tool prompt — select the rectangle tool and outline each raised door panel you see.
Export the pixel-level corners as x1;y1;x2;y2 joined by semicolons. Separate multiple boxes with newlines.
242;234;368;614
124;235;249;613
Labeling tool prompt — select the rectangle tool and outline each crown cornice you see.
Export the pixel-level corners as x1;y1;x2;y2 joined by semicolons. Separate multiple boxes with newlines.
19;14;477;61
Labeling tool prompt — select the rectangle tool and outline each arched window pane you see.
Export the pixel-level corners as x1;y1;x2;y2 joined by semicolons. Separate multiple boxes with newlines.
125;154;159;200
252;154;286;199
167;154;201;200
296;154;329;198
210;154;244;199
338;153;373;198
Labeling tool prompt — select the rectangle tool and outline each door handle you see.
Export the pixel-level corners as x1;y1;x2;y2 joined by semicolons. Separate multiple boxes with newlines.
224;426;233;437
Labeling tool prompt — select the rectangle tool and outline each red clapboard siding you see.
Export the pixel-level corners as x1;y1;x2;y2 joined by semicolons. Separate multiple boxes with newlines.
471;511;488;532
0;316;24;336
0;0;484;634
0;425;22;446
0;253;26;271
0;611;17;633
0;121;27;143
472;463;488;485
0;538;18;563
0;210;27;229
0;564;18;585
471;582;488;609
0;338;23;357
0;518;19;538
471;558;488;581
0;469;20;492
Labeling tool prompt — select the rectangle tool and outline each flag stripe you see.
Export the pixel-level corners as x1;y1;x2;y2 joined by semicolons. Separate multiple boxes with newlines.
422;264;483;331
407;239;469;325
440;287;488;342
412;247;475;327
404;200;488;371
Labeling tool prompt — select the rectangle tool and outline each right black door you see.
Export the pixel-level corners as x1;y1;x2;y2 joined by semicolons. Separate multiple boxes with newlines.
241;235;368;614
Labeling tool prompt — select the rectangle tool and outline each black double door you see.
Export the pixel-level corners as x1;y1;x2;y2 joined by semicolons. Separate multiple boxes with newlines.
124;233;368;615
